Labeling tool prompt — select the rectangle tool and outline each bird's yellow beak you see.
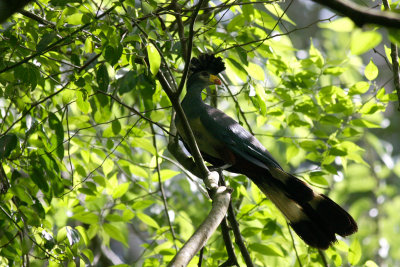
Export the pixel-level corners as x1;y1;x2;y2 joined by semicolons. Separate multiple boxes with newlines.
209;74;221;85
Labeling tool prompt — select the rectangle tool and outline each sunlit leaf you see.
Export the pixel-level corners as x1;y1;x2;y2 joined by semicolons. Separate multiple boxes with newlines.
364;59;378;81
351;30;382;55
103;223;128;247
147;43;161;75
319;17;355;32
137;212;160;229
348;239;362;265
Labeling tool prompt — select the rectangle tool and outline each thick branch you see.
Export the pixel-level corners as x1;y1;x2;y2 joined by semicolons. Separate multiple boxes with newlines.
310;0;400;28
168;185;231;267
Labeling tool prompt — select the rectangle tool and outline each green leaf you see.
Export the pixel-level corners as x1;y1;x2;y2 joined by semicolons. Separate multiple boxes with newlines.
309;175;329;187
72;212;99;224
147;43;161;75
48;112;64;160
309;41;324;68
97;64;109;91
104;45;122;65
351;118;380;128
112;119;121;135
388;28;400;46
137;212;159;229
31;165;49;192
323;66;346;76
76;90;91;113
118;71;137;94
37;32;56;52
351;31;382;55
365;260;379;267
66;13;83;25
151;169;179;182
0;134;17;160
103;223;128;247
364;59;378;81
348;238;362;265
11;185;33;204
248;243;283;257
112;182;130;199
349;81;370;95
286;145;299;163
318;17;354;32
102;158;114;177
132;200;154;210
245;62;265;80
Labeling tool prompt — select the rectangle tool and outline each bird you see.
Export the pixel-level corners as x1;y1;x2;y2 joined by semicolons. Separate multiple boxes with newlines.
174;54;357;250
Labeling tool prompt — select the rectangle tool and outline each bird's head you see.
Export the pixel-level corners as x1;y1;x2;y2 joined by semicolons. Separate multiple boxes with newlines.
187;54;225;90
188;70;222;87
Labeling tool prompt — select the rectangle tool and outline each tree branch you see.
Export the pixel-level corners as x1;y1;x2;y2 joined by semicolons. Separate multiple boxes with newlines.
222;179;254;267
310;0;400;28
176;0;205;95
220;217;239;267
168;185;231;267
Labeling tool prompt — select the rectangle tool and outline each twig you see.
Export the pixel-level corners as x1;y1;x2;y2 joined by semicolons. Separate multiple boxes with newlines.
78;53;101;73
0;205;59;261
219;175;253;267
150;124;178;251
0;3;117;74
61;118;141;196
287;221;302;267
216;15;336;54
65;106;74;186
19;10;56;28
176;0;205;95
96;90;172;136
318;249;329;267
220;217;239;267
183;0;277;12
220;78;254;135
198;247;204;267
227;199;253;266
1;81;71;137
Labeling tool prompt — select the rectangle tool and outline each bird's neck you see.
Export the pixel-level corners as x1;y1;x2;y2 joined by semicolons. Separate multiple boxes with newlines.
181;83;207;114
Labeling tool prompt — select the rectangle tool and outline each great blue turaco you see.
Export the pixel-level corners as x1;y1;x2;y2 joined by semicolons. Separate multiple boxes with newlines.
175;54;357;249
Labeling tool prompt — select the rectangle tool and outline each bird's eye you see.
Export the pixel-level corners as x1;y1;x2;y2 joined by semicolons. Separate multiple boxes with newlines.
200;71;208;77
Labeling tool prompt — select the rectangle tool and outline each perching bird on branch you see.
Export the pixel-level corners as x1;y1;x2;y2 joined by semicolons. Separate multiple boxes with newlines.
175;54;357;249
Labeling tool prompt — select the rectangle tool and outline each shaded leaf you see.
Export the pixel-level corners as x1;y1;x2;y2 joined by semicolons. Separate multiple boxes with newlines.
0;134;17;160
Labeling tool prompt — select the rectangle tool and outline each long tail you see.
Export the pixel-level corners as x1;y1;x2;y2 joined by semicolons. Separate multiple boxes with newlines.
252;168;358;249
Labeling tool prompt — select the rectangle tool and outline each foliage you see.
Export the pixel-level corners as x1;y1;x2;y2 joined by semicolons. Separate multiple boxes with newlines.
0;0;398;266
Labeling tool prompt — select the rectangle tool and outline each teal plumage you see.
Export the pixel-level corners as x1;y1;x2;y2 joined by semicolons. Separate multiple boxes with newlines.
175;54;357;249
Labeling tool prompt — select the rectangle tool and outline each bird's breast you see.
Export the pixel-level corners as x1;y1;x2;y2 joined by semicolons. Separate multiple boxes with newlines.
175;116;236;164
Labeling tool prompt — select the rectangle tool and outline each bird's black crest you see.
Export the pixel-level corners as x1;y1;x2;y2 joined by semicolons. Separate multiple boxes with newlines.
189;54;225;75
